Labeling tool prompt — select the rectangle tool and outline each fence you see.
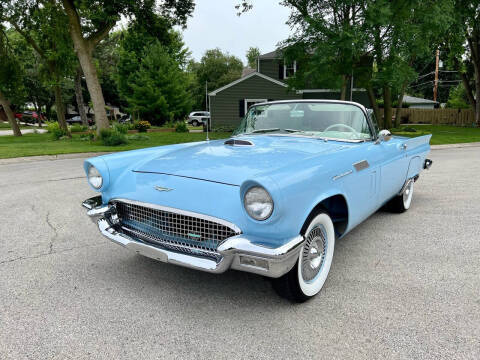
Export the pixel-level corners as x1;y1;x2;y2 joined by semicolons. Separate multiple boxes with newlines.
379;108;476;126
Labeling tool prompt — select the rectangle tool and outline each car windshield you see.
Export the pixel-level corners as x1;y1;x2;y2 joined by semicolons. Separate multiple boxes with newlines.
233;102;373;141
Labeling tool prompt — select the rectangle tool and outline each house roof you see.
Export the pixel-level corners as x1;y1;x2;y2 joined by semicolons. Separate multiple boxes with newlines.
208;72;287;96
403;95;438;104
241;67;256;77
258;49;282;59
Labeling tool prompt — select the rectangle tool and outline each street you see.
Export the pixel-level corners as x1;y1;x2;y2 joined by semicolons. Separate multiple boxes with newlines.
0;147;479;359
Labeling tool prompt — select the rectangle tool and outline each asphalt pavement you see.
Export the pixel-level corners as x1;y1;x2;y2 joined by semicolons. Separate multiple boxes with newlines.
0;147;479;359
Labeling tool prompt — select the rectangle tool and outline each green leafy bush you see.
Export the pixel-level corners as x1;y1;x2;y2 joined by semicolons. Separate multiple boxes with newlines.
70;124;88;133
46;121;68;140
135;120;151;132
112;122;129;134
80;132;95;141
401;127;417;132
99;128;128;146
175;121;188;133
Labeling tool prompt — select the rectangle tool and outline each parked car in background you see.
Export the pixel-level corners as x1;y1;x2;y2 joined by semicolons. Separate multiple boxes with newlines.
82;100;432;302
117;114;132;123
187;111;210;127
67;115;94;126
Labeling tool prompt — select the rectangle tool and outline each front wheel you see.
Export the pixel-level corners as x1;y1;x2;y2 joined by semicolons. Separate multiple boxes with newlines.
272;212;335;302
192;120;199;127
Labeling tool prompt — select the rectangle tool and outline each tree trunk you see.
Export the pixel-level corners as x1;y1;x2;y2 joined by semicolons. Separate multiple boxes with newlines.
74;67;88;126
366;83;381;129
395;82;408;128
340;75;349;100
474;55;480;126
62;0;109;135
53;83;71;137
0;90;22;136
383;86;393;129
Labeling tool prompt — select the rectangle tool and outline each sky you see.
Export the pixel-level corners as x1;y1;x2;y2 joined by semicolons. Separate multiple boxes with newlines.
181;0;292;64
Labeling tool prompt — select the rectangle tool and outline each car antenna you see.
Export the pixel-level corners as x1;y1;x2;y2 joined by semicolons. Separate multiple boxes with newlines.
205;81;210;141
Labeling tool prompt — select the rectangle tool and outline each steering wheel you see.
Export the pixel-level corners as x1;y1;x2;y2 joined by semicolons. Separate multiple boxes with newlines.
324;123;359;134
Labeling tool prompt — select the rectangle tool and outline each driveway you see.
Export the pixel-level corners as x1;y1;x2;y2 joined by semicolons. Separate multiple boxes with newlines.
0;147;479;359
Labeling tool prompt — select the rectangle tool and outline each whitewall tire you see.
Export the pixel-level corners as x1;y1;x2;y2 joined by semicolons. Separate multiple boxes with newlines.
272;212;335;302
386;179;414;213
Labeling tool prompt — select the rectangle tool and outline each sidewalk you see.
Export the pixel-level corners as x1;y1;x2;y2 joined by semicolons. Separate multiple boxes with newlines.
0;128;47;136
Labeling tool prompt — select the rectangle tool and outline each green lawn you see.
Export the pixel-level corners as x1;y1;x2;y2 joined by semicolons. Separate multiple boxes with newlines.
0;131;232;159
1;124;479;159
391;125;480;145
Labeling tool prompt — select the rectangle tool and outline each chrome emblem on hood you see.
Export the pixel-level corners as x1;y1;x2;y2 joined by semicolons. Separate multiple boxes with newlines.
154;186;173;192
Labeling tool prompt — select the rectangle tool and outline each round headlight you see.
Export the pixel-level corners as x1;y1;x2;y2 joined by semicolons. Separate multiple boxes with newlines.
244;186;274;220
87;165;103;189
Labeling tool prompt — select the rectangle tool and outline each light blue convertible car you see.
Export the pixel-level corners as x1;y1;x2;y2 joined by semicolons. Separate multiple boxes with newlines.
83;100;432;302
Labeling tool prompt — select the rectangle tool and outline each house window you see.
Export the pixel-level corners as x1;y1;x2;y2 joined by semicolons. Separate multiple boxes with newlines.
245;99;267;114
283;60;297;79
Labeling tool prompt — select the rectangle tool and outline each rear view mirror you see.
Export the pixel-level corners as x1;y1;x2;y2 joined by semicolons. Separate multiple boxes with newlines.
376;129;392;144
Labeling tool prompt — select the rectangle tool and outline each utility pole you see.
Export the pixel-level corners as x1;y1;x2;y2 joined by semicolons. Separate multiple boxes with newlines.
433;49;440;102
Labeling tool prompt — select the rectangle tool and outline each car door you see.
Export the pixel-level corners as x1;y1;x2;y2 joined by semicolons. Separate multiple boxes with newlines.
375;137;410;202
340;142;381;227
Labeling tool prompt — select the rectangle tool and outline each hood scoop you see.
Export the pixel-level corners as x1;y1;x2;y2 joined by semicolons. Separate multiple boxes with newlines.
224;138;254;146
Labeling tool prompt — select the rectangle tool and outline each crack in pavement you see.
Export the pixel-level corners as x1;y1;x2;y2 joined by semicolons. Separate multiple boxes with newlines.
45;211;58;254
0;243;105;266
0;176;84;189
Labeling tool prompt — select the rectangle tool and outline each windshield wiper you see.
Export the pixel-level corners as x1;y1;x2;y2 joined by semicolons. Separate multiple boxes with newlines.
283;129;305;133
248;128;281;134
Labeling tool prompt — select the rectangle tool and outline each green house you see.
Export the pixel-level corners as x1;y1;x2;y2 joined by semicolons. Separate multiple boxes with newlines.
208;50;371;129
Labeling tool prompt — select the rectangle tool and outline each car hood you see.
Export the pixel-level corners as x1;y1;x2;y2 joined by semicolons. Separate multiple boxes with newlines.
135;135;350;185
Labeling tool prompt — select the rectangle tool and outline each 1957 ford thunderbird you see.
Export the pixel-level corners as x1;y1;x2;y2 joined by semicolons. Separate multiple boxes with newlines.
82;100;432;302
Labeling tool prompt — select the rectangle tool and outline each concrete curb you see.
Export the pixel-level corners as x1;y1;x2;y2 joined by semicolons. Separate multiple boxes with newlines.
431;142;480;150
0;152;111;165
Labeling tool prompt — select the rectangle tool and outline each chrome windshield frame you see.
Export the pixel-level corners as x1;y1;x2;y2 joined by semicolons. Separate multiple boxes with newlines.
234;100;378;142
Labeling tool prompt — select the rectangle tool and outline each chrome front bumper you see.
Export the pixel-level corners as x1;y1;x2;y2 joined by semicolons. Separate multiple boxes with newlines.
83;196;304;278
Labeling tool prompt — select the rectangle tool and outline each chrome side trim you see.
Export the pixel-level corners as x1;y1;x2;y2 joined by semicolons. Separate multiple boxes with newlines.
353;160;369;171
110;198;242;234
332;170;353;181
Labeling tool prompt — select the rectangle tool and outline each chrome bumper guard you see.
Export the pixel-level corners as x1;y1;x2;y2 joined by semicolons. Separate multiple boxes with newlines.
82;196;304;278
424;158;433;170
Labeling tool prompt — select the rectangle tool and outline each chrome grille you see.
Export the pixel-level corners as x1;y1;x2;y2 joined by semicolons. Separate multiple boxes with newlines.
114;201;239;257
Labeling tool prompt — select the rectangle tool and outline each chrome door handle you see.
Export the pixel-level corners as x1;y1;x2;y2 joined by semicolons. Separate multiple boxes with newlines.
401;143;407;150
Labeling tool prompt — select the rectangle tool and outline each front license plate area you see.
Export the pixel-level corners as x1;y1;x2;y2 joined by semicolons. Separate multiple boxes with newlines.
127;242;168;263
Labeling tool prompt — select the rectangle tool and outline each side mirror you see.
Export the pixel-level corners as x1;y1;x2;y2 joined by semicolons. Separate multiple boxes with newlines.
376;129;392;144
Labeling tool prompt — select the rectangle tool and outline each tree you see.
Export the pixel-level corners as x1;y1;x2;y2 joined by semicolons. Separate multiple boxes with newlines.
1;1;76;135
239;0;453;129
446;83;471;108
0;27;23;136
124;41;193;125
246;46;260;68
60;0;194;134
446;0;480;125
116;14;191;109
190;48;243;109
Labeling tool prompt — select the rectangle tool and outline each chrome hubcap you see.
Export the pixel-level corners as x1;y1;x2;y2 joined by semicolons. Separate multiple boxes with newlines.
301;227;327;282
403;181;413;204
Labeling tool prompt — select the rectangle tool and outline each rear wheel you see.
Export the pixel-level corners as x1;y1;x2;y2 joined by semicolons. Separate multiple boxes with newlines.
272;212;335;302
386;180;414;213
